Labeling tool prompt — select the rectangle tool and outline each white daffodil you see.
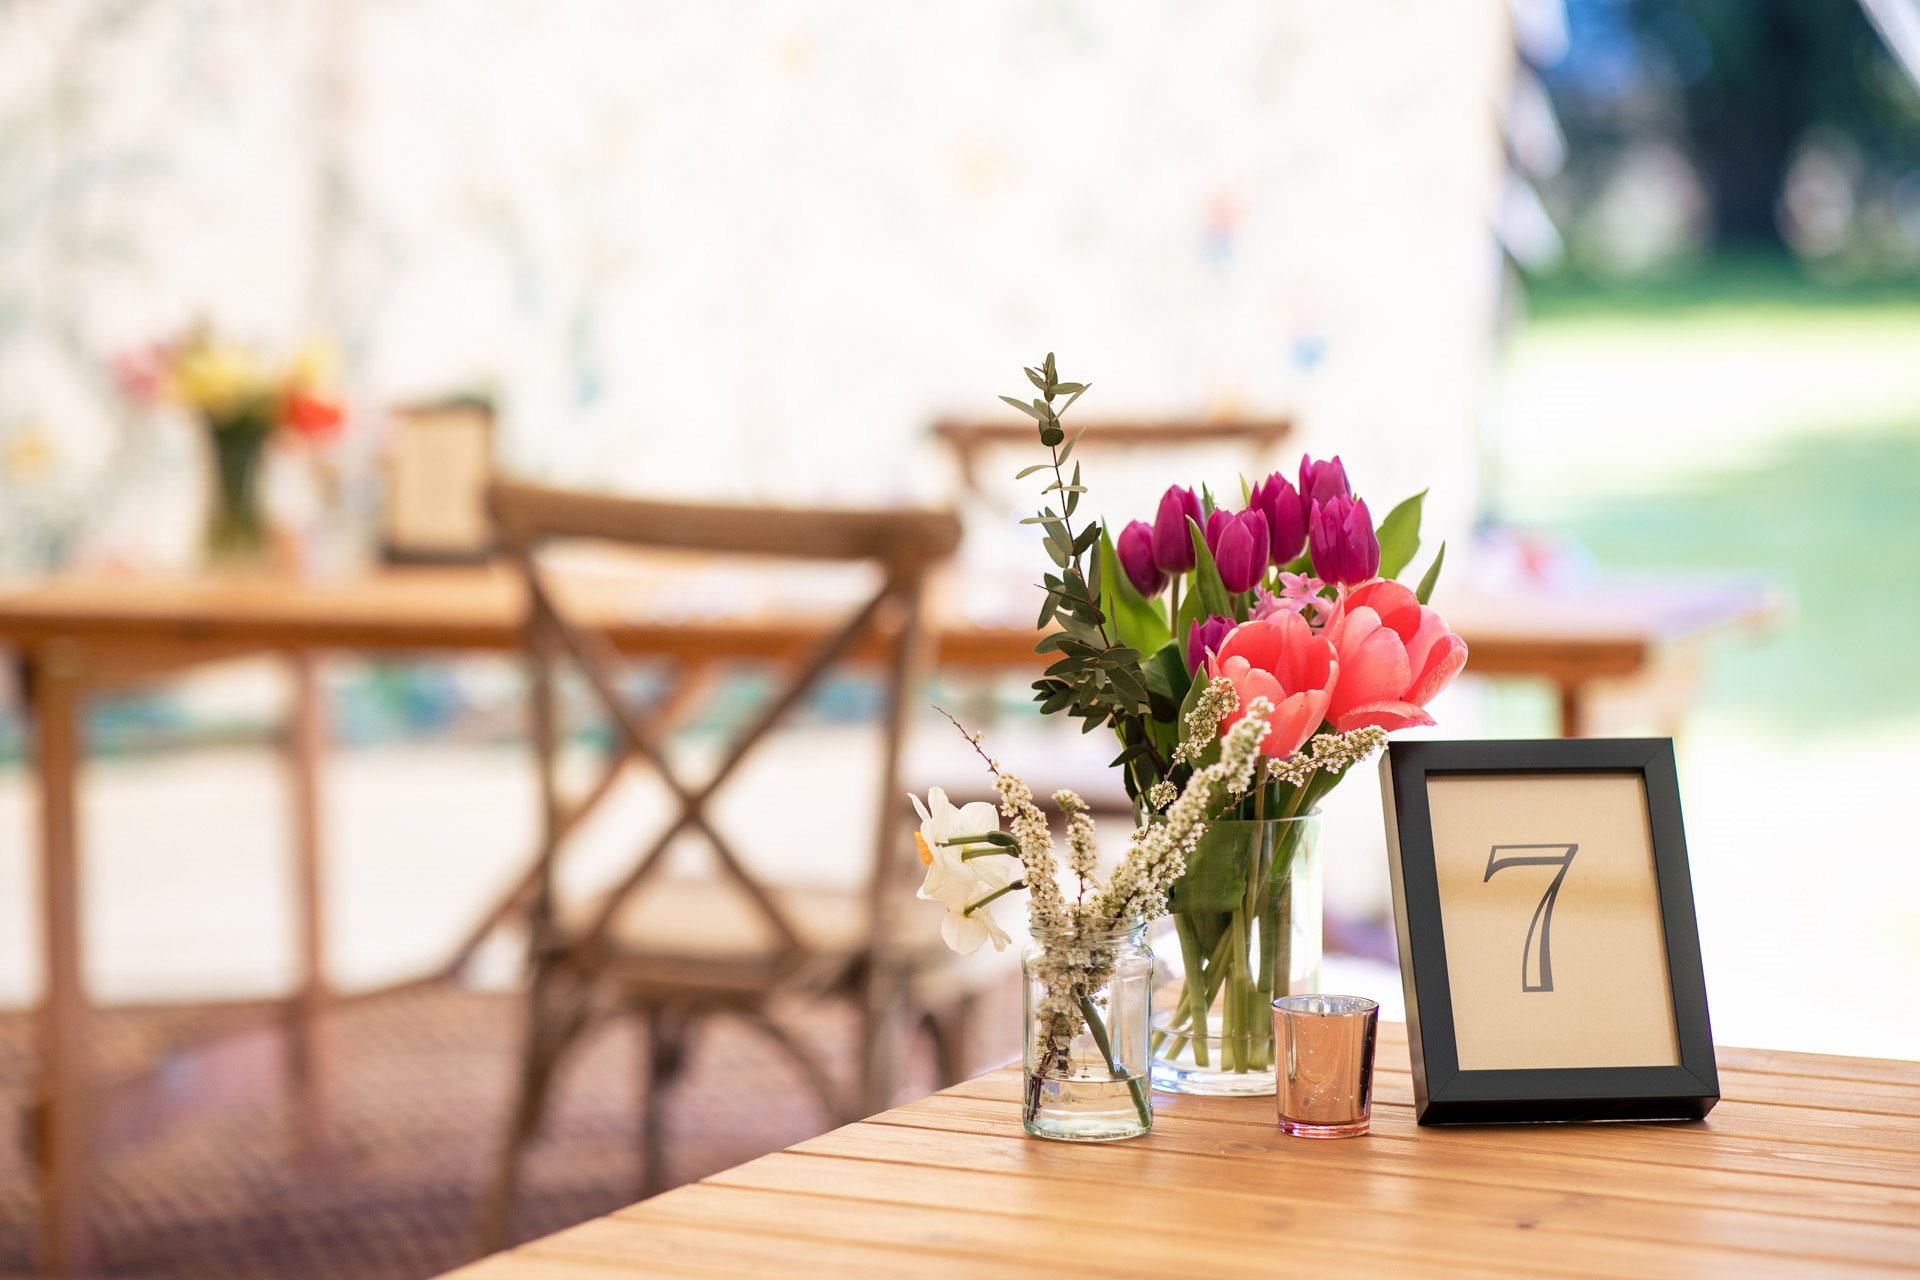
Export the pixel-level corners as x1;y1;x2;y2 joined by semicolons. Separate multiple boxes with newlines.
910;788;1018;955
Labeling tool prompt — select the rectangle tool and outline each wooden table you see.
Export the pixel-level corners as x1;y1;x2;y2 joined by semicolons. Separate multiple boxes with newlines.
0;564;1777;1275
438;1022;1920;1279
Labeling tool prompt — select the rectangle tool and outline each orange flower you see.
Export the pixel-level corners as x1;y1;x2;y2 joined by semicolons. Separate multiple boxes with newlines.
283;391;343;441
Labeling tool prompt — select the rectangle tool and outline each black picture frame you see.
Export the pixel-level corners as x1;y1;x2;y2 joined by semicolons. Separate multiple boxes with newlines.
1379;738;1718;1124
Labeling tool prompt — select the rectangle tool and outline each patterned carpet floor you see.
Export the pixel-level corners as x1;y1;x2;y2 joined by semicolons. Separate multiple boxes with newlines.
0;982;1012;1279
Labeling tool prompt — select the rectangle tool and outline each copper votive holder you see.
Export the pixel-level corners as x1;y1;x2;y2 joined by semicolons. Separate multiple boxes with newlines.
1273;994;1378;1137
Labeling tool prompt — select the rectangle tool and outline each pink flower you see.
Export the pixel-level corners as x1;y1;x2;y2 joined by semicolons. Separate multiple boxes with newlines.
1254;572;1330;624
1207;612;1339;759
111;345;168;407
1323;578;1468;732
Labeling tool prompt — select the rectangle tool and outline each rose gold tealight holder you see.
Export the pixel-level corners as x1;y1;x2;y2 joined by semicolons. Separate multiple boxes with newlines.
1272;994;1378;1137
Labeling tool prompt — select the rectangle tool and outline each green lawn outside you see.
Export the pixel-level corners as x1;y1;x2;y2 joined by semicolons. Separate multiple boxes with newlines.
1499;260;1920;734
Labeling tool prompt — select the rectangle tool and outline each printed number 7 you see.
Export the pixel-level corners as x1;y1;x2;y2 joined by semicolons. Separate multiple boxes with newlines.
1482;843;1579;993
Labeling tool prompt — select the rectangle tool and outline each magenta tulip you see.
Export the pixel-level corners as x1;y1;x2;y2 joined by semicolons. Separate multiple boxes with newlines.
1204;506;1233;556
1308;495;1379;586
1116;519;1167;597
1206;508;1269;594
1249;472;1309;564
1298;454;1351;507
1185;613;1236;675
1150;485;1203;574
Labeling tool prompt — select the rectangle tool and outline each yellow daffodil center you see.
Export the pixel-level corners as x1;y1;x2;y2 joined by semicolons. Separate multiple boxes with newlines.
914;832;934;866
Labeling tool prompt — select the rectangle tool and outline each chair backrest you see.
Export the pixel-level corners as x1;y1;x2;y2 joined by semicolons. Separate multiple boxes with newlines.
488;478;962;967
932;416;1293;500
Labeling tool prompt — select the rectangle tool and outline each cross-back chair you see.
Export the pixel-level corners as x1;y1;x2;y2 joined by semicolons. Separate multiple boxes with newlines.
480;480;966;1248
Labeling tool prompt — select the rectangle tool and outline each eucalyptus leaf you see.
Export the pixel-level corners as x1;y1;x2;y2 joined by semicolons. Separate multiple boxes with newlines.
1057;425;1087;467
1142;639;1191;724
999;394;1043;421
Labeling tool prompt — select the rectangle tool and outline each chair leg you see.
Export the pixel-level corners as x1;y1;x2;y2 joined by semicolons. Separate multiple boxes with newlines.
859;970;909;1116
738;1009;847;1126
479;969;586;1254
636;1006;692;1200
928;993;976;1088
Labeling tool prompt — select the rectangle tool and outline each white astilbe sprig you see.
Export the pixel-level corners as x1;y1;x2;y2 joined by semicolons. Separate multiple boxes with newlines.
928;695;1273;943
1264;726;1389;787
1055;789;1099;896
993;769;1068;931
1089;696;1275;925
1171;676;1240;769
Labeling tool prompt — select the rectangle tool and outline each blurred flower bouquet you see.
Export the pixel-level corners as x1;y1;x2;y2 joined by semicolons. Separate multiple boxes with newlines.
917;354;1467;1099
116;330;343;566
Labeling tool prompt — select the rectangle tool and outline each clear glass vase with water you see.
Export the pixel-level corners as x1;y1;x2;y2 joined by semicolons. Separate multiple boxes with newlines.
1022;919;1153;1141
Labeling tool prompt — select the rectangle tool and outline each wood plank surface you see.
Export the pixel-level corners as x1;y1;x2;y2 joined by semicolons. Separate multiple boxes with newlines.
439;1022;1920;1279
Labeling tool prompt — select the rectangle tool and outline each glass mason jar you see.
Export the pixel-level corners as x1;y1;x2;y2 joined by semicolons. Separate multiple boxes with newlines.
1150;812;1322;1096
1022;918;1154;1141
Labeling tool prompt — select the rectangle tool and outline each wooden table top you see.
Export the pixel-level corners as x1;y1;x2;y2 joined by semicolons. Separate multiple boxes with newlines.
0;564;1778;682
441;1022;1919;1279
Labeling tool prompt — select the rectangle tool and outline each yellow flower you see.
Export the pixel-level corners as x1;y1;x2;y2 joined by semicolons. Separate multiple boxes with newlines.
170;341;267;417
289;337;336;390
3;427;54;483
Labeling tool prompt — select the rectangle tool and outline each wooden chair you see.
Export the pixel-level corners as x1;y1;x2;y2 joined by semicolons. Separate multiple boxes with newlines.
480;480;967;1249
932;415;1292;501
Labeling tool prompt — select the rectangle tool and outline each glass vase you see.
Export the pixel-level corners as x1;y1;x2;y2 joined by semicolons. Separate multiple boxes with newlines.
1150;812;1321;1096
1022;918;1153;1141
204;416;273;567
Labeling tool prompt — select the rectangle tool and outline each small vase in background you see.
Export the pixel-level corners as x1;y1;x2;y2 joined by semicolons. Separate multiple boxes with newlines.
1022;919;1153;1141
1151;811;1322;1096
202;413;274;567
112;329;346;575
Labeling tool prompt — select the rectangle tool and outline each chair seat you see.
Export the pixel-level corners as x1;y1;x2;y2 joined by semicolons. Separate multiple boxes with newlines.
558;876;974;1001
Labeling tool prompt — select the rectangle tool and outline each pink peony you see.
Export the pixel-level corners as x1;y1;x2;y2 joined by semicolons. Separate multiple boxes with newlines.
1323;579;1468;732
1207;612;1339;759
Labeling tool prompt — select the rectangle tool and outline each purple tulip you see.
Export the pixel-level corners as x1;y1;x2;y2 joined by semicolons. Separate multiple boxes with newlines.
1249;472;1309;564
1298;454;1351;508
1203;506;1234;556
1186;614;1236;675
1116;519;1167;597
1308;495;1379;586
1150;485;1203;574
1206;508;1269;594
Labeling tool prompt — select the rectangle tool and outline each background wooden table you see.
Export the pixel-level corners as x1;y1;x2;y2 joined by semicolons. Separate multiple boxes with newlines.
0;564;1777;1274
440;1021;1920;1279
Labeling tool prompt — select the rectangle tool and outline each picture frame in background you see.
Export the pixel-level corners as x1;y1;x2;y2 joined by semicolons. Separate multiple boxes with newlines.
381;395;497;564
1380;738;1718;1124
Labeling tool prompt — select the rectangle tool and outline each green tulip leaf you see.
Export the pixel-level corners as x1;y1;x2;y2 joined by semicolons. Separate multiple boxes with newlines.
1180;517;1235;629
1415;541;1447;605
1097;525;1173;657
1169;820;1259;913
1375;489;1426;581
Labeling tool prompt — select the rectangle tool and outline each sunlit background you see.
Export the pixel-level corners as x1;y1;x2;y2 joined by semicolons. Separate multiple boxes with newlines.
1;1;1917;1276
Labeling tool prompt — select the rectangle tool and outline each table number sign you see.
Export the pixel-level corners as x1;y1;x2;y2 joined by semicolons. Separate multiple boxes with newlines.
1380;739;1719;1123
